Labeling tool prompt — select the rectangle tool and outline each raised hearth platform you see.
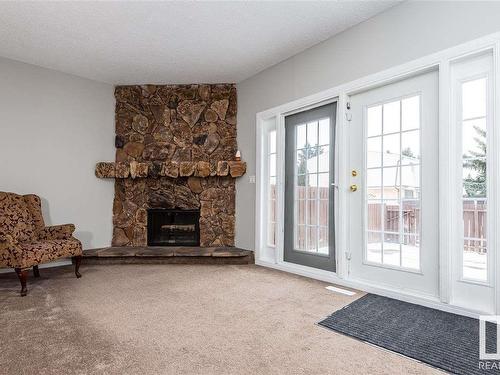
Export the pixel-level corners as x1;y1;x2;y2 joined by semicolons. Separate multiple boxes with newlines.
82;247;254;265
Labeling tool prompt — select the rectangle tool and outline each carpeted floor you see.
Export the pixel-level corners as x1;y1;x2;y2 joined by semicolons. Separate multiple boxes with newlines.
0;264;440;374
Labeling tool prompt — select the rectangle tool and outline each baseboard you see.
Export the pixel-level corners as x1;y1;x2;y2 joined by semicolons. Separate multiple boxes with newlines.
255;259;483;318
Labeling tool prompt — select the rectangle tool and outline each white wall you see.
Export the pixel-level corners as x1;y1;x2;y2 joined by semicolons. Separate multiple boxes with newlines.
236;1;500;250
0;57;115;249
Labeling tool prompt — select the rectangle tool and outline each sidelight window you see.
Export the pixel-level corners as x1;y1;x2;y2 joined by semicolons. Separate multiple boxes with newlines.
460;77;488;282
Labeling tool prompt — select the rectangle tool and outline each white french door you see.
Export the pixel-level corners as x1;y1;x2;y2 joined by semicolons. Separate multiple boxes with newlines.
348;70;440;298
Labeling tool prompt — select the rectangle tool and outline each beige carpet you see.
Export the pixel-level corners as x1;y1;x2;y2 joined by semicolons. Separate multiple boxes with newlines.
0;264;439;375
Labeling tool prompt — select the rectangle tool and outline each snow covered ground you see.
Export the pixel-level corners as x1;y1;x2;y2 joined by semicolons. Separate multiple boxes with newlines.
365;243;486;281
315;243;486;281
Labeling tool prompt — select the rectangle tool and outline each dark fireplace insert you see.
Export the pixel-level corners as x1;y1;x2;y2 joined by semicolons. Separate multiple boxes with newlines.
147;209;200;246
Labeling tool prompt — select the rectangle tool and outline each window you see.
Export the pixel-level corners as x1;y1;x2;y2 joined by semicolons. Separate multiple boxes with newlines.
365;95;421;269
267;130;277;247
460;77;488;282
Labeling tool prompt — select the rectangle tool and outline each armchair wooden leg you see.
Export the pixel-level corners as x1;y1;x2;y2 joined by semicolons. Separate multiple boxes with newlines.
73;256;82;278
33;265;40;278
14;268;28;297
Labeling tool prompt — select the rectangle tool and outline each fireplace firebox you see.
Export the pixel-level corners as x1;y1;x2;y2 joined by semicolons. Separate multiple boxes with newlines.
147;209;200;246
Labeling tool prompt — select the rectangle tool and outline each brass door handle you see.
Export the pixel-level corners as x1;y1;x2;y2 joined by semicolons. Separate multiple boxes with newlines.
350;184;358;192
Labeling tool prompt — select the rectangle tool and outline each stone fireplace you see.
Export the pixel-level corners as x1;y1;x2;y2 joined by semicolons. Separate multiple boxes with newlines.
96;84;245;247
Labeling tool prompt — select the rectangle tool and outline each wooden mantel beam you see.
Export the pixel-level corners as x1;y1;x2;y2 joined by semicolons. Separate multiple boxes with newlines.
95;161;246;179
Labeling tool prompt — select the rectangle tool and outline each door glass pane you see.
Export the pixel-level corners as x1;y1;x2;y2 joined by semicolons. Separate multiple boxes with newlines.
384;200;400;234
318;119;330;145
401;165;420;198
295;225;306;250
383;100;400;134
318;172;329;189
366;169;382;199
308;174;318;198
307;121;318;147
402;234;420;269
367;201;382;231
367;105;382;137
307;226;317;251
296;150;306;177
307;148;319;173
365;95;421;270
296;199;305;225
383;233;400;266
318;173;329;201
402;96;420;131
383;167;400;200
383;133;400;167
367;136;382;168
297;124;307;149
318;227;329;254
307;200;317;226
402;130;420;162
461;77;488;282
402;200;420;235
317;147;329;172
319;199;329;227
367;232;382;263
293;114;331;254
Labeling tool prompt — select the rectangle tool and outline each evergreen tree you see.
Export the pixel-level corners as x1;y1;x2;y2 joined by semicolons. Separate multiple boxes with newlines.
463;125;486;197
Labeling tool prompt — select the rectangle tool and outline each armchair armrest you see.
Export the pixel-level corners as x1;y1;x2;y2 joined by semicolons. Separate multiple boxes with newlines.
37;224;76;240
0;233;23;268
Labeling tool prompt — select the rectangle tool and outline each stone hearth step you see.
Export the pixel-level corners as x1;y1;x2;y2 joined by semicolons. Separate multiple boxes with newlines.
82;247;254;265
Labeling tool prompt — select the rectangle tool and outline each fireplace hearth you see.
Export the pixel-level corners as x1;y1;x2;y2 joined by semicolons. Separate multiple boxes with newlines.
147;209;200;246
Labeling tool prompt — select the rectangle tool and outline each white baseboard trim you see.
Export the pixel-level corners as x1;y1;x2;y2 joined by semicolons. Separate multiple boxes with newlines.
255;259;484;318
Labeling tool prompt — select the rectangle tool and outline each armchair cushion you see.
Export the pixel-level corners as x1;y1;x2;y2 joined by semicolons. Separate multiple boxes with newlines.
22;194;45;231
0;233;23;268
37;224;76;241
17;239;82;269
0;192;36;243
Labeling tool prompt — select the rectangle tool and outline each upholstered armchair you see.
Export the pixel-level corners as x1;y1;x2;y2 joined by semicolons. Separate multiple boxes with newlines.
0;192;83;296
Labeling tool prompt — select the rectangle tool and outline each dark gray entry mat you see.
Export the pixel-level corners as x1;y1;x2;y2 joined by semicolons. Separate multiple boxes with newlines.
319;294;498;375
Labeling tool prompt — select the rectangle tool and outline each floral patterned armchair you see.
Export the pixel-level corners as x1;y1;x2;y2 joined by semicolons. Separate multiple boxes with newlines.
0;192;82;296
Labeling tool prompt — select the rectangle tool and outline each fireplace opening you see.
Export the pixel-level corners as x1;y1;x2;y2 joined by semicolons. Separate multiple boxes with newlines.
147;209;200;246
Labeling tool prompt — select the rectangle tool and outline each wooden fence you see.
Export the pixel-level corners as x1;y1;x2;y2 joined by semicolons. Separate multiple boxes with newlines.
367;200;486;252
270;185;487;254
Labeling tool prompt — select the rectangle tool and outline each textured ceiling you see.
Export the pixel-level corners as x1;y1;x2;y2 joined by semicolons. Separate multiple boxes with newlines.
0;1;399;84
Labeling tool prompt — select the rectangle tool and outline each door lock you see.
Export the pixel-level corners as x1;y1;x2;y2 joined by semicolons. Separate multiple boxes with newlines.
351;170;358;177
350;184;358;192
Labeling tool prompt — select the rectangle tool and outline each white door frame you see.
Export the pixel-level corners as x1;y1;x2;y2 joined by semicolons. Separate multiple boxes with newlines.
255;31;500;318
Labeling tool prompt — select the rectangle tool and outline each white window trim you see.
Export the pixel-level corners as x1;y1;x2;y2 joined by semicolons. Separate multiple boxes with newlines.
450;54;493;287
255;31;500;317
